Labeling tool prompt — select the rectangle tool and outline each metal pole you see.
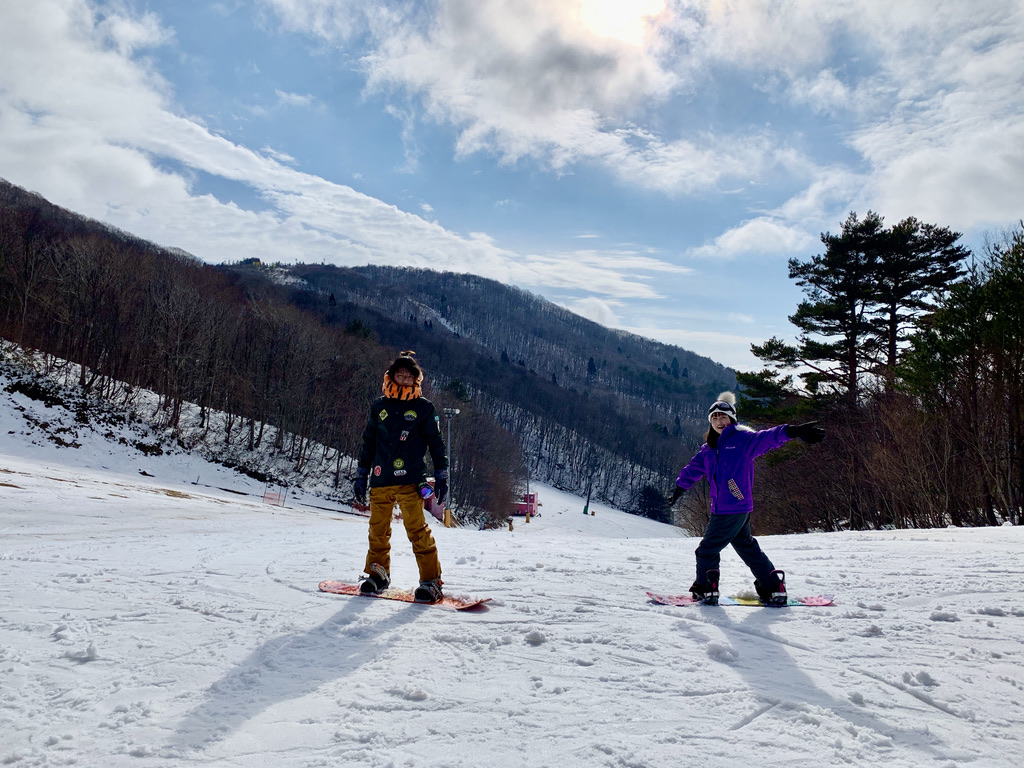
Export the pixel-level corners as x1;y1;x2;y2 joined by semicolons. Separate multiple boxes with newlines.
525;453;531;522
443;407;460;512
525;453;529;510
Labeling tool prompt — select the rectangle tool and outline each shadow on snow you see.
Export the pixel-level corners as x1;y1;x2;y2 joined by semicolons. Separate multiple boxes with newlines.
169;594;422;753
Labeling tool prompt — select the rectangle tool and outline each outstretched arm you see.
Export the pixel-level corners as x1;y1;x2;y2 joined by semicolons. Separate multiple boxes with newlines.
675;448;708;491
747;424;792;459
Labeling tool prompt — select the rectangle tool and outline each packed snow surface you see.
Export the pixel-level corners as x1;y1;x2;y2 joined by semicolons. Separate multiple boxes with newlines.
2;385;1023;767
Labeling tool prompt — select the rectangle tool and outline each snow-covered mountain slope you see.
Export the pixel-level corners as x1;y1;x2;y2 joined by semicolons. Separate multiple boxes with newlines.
2;373;1023;767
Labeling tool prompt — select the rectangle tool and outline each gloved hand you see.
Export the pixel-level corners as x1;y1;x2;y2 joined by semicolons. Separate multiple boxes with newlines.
434;477;448;506
786;421;825;444
669;485;684;505
352;471;368;505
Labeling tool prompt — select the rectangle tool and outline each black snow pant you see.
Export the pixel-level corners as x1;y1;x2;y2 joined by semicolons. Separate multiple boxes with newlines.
694;512;776;586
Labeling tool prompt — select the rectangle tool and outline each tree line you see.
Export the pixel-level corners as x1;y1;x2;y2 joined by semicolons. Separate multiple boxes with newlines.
736;211;1023;532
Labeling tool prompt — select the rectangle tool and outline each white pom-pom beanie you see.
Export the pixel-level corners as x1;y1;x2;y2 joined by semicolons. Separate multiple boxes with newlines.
708;391;737;424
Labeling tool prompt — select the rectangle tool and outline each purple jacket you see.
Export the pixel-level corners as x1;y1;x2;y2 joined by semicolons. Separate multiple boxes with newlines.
675;424;791;515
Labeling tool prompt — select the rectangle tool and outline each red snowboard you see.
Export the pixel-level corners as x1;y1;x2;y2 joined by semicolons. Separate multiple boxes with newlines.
318;580;491;611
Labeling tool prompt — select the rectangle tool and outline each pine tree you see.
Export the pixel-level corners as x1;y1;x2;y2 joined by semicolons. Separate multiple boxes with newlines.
754;211;884;403
871;217;967;383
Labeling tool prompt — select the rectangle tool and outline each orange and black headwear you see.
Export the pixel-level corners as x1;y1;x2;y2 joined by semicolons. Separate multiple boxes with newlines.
382;351;424;400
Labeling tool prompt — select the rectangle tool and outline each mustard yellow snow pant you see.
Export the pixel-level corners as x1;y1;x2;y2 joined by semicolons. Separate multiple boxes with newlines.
365;484;442;582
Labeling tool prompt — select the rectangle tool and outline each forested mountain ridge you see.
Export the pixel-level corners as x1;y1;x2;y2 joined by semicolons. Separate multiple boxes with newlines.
265;263;734;422
221;262;735;510
1;177;732;520
288;263;732;407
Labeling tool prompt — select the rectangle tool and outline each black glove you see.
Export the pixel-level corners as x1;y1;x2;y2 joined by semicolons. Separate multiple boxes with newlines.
352;471;368;505
434;478;448;505
669;485;684;504
786;421;825;444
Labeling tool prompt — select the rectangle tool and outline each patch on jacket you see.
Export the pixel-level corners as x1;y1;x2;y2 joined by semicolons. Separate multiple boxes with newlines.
728;479;744;500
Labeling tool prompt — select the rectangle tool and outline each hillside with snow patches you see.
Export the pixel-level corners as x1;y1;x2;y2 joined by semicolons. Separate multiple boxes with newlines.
2;368;1024;768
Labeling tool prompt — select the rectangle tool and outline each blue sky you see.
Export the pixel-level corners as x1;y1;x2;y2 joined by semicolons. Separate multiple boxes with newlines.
2;1;1023;370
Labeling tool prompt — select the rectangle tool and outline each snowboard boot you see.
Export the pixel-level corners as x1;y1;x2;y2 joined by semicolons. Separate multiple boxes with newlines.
414;578;444;603
689;569;720;605
359;563;390;594
755;569;787;606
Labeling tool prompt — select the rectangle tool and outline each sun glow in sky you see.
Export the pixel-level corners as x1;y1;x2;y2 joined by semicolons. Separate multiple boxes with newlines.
579;0;665;45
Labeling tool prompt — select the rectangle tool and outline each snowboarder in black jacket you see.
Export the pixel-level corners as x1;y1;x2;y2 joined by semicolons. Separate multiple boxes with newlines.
353;351;448;602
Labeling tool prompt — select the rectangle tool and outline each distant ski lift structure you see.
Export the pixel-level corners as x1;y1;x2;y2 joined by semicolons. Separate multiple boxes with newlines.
512;491;541;519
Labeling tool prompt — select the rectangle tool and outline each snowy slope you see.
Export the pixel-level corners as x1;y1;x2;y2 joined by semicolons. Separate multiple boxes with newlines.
2;379;1024;767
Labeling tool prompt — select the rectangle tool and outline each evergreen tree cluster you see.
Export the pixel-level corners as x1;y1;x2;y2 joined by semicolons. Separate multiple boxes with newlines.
739;212;1023;532
751;211;967;403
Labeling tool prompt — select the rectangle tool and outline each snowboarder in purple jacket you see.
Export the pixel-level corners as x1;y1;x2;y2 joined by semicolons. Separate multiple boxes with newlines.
670;391;824;605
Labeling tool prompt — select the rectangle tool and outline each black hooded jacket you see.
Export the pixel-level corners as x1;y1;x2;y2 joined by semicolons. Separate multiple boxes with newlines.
357;396;448;487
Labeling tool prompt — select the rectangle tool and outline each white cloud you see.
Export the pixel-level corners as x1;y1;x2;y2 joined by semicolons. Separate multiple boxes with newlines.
266;0;801;195
261;145;298;164
667;0;840;75
663;0;1024;247
0;0;666;301
727;312;754;324
692;0;1024;233
689;217;818;261
581;0;666;47
261;0;383;42
265;0;1023;229
775;167;866;225
517;257;658;300
570;249;691;274
275;89;315;107
844;3;1024;229
515;247;692;299
97;8;171;55
259;0;1024;228
787;70;852;115
623;325;763;372
384;103;421;173
563;296;622;327
269;0;1024;234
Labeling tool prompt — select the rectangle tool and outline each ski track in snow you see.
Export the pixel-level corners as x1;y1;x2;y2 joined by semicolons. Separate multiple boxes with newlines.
2;383;1024;766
